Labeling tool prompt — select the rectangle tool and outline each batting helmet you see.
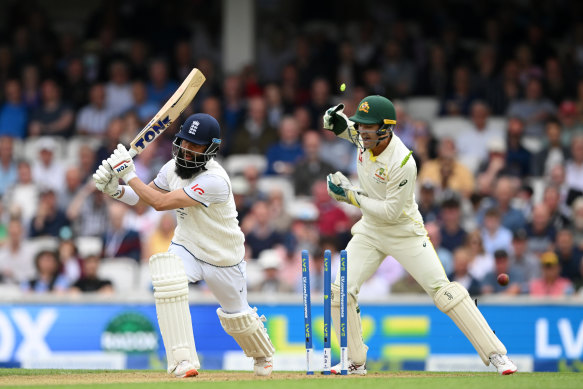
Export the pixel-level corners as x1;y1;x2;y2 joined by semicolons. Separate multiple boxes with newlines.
172;113;222;168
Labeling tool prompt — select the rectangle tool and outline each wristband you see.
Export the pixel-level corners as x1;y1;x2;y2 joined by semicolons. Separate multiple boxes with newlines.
112;185;139;206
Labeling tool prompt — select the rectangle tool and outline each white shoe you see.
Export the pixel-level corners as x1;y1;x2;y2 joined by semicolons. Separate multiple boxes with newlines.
173;360;199;378
330;360;367;375
489;354;517;375
254;356;273;376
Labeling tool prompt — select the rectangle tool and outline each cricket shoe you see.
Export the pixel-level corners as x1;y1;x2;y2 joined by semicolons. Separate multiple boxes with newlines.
489;353;517;375
173;360;199;378
254;356;273;376
330;361;367;375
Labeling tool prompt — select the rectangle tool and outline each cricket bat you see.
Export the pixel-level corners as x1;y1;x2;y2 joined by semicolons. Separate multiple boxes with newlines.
128;68;206;157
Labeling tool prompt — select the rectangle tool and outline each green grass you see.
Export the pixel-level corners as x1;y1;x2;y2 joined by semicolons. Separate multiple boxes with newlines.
0;369;580;389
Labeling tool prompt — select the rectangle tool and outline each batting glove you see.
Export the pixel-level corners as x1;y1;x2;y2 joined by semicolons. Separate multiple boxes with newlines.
107;144;137;183
323;104;355;135
93;160;121;198
326;171;365;208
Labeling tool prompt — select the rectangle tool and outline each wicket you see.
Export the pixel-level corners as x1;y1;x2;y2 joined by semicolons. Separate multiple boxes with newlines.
302;249;348;375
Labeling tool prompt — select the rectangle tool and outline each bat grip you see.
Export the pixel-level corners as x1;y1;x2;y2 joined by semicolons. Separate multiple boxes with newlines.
128;148;138;158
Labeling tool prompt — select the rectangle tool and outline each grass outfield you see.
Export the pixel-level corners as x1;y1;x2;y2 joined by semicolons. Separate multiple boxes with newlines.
0;369;580;389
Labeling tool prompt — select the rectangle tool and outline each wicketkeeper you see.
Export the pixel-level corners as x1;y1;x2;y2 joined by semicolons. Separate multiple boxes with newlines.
322;96;517;375
93;113;275;378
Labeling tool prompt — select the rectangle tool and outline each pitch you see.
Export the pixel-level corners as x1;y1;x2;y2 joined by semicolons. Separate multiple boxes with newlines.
0;369;580;389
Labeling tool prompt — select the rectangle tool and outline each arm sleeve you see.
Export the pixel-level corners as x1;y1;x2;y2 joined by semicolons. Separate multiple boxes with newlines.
359;160;417;221
153;162;171;192
183;174;229;207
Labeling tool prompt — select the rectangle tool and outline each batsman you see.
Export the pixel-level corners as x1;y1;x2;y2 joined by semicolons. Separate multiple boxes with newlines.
322;96;517;375
92;113;275;378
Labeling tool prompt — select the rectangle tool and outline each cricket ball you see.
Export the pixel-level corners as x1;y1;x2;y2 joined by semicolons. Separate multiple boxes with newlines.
497;273;509;286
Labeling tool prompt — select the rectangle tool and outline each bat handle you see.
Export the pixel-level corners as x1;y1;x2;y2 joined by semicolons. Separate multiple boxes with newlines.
128;148;138;158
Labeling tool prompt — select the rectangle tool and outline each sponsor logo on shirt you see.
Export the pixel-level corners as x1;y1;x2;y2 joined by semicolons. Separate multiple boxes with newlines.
399;179;408;187
191;183;205;195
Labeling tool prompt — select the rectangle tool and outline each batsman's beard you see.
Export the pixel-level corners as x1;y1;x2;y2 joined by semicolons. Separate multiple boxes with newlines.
174;148;206;179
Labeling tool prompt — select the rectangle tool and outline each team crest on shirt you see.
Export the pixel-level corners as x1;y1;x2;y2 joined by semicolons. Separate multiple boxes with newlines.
373;166;387;183
358;101;370;113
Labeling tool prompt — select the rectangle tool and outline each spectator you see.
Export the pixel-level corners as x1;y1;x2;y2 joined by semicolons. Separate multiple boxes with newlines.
231;96;278;155
529;251;574;296
253;249;291;293
29;189;69;238
104;61;134;116
59;166;84;211
532;119;569;177
438;197;467;252
6;160;39;224
558;100;583;147
440;66;475;116
305;78;332;129
456;101;504;172
380;40;415;98
31;137;66;194
22;250;69;294
418;138;475;198
481;208;513;255
478;176;527;233
75;83;115;137
509;229;541;283
311;180;350;241
475;138;508;192
319;126;355;174
392;102;416;149
418;180;440;223
146;58;178;106
507;78;556;138
292;132;335;196
464;229;494;282
265;116;304;175
57;238;82;284
391;273;426;294
571;197;583;249
264;83;286;129
221;74;246;150
525;204;556;255
554;229;583;282
425;221;453;274
21;64;41;111
267;188;292;235
565;135;583;194
542;185;571;230
0;136;17;196
102;202;141;262
241;200;283;259
28;79;74;138
0;216;35;284
504;117;532;177
61;57;89;110
70;255;113;294
0;79;27;138
144;211;176;260
131;80;159;124
67;182;109;237
448;247;482;296
481;249;525;295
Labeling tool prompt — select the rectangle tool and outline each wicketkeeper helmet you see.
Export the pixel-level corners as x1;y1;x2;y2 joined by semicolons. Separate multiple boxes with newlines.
349;95;397;148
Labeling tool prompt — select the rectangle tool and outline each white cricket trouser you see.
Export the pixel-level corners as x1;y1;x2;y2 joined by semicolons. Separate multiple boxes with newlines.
338;219;449;298
169;243;250;313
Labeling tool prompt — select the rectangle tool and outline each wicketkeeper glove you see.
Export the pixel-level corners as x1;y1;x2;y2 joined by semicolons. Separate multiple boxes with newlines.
107;143;137;183
93;160;121;198
326;171;365;208
323;104;355;136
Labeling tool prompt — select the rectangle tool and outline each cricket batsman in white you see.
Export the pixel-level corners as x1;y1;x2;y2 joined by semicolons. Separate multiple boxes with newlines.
322;96;517;375
92;113;275;378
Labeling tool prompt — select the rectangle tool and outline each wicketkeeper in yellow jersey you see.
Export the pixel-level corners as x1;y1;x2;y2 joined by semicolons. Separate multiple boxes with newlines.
322;95;517;375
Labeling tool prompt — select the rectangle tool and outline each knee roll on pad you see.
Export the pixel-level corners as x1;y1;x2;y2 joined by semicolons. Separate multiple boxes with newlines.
331;283;368;364
434;282;507;365
217;307;275;358
150;253;200;372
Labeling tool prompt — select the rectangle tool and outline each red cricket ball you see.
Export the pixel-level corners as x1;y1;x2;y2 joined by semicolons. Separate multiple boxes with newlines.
497;273;509;286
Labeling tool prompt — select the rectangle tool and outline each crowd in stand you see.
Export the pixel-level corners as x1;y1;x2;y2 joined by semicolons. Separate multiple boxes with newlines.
1;1;583;297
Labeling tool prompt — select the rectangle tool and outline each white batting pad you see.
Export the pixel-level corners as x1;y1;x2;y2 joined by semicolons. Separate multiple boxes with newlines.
216;308;275;358
331;283;368;364
150;252;200;373
434;282;507;365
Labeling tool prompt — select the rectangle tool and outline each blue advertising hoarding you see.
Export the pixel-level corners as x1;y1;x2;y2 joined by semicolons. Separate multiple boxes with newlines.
0;302;580;372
